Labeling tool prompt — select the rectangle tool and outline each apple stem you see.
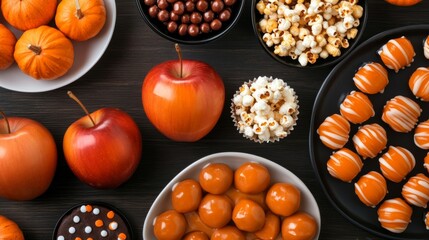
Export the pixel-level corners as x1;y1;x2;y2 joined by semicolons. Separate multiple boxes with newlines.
75;0;84;19
0;111;11;134
175;43;183;78
67;91;96;126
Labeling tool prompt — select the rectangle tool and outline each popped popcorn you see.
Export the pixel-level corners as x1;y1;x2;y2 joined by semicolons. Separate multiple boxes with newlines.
231;76;299;143
256;0;364;66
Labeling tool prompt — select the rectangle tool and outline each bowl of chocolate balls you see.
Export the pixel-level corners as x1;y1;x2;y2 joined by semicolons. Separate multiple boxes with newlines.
136;0;245;44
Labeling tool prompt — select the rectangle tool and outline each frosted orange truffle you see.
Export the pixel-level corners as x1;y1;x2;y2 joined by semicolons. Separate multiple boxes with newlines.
377;198;412;233
378;36;415;73
354;171;387;208
352;123;387;159
317;114;350;150
382;95;421;133
402;173;429;208
353;62;389;94
340;91;374;124
424;35;429;59
409;67;429;101
379;146;415;183
327;148;363;182
414;120;429;149
425;211;429;230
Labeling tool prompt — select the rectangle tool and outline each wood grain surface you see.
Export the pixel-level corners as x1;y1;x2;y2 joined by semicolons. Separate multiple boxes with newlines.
1;0;429;239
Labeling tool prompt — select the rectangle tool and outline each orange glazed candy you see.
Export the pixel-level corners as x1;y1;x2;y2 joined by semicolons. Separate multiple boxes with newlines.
377;198;412;233
353;62;389;94
352;123;387;159
378;36;415;73
424;35;429;59
327;148;363;182
409;67;429;101
354;171;387;207
414;120;429;149
379;146;415;183
401;173;429;208
382;95;421;133
425;211;429;230
317;114;350;150
340;91;374;124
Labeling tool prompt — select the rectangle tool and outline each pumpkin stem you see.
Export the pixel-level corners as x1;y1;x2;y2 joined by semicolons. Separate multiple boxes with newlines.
0;111;11;134
67;91;96;126
75;0;84;19
28;44;42;55
175;43;183;78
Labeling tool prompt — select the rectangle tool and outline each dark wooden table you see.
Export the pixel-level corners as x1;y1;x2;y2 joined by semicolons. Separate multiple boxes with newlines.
1;1;429;239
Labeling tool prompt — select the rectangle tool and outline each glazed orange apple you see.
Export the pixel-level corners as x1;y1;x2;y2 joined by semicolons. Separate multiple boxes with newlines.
379;146;415;183
378;36;415;72
352;123;387;159
340;91;374;124
354;171;387;207
377;198;412;233
353;62;389;94
317;114;350;150
327;148;363;183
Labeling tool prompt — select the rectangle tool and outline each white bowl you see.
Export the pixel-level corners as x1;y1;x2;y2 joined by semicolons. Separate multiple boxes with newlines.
142;152;321;239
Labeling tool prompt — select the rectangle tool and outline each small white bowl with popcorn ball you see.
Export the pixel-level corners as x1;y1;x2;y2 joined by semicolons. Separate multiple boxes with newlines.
231;76;299;143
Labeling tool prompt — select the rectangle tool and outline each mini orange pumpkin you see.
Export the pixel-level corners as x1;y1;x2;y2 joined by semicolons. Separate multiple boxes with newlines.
0;23;16;70
385;0;422;6
55;0;107;41
1;0;57;31
0;215;24;240
14;25;74;80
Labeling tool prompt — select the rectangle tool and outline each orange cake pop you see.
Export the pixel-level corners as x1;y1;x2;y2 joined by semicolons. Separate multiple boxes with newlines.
340;91;374;124
353;62;389;94
382;95;421;133
425;153;429;173
317;114;350;150
378;36;415;73
379;146;415;183
377;198;412;233
352;123;387;159
409;67;429;101
414;120;429;149
327;148;363;182
402;173;429;208
354;171;387;208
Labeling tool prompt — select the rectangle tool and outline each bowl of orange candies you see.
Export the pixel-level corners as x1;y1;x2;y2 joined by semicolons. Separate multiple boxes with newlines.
142;152;320;240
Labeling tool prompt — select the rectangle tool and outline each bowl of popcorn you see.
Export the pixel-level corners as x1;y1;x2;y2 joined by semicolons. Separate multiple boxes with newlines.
231;76;299;143
252;0;368;68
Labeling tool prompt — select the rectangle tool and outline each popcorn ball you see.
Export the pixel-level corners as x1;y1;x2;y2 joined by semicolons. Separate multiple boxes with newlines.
231;76;299;143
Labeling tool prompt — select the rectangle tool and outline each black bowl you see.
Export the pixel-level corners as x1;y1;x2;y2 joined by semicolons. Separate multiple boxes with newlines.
136;0;245;44
251;0;368;68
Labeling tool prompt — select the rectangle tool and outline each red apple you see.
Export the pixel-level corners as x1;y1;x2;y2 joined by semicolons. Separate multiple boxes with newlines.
0;111;57;200
63;92;142;189
142;44;225;142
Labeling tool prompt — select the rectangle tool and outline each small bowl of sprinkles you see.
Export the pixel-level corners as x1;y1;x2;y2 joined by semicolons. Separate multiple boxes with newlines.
53;202;132;240
231;76;299;143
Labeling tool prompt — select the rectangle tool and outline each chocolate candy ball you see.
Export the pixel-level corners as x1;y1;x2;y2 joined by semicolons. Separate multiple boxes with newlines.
190;12;202;24
188;24;200;36
219;8;231;22
211;0;224;13
170;12;180;21
196;0;209;12
173;1;185;15
181;14;190;23
185;1;195;12
178;24;188;36
210;19;222;31
167;21;178;32
224;0;236;6
167;0;178;3
203;10;215;22
144;0;156;6
157;0;169;9
157;9;170;22
200;22;211;33
148;5;159;18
